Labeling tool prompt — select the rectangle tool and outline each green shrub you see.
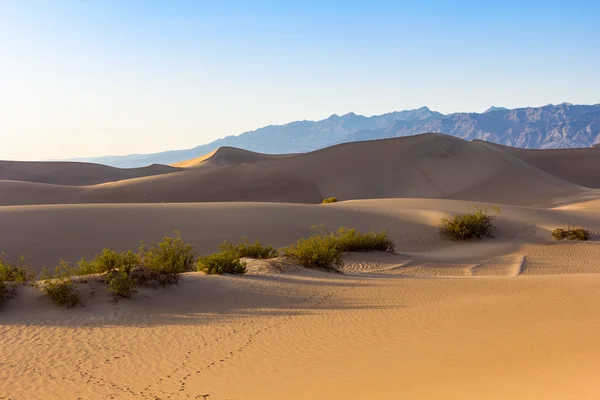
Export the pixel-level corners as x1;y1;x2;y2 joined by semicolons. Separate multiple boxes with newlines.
0;253;36;283
283;226;395;271
283;229;343;271
335;227;395;252
218;238;278;259
441;208;495;240
40;261;81;308
197;252;247;275
77;249;140;275
322;197;338;204
552;227;590;241
106;270;137;299
139;231;196;277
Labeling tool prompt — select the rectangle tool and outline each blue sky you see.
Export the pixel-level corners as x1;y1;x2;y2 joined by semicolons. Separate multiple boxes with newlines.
1;0;598;160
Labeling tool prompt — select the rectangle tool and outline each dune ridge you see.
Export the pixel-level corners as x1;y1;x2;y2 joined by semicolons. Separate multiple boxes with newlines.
0;160;181;186
0;133;594;207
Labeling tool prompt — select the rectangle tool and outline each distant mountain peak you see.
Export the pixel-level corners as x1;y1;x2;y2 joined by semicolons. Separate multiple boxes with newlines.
484;106;509;113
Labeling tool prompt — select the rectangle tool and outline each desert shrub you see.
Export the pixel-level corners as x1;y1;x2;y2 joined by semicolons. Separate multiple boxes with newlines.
283;229;343;271
197;252;247;275
283;226;395;271
106;270;137;299
335;227;395;252
0;253;36;283
322;197;338;204
40;261;81;308
77;249;140;275
441;208;495;240
139;231;196;277
218;238;278;259
552;227;590;241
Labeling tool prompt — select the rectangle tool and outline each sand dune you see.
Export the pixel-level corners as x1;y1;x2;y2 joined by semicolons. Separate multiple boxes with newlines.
3;135;600;399
0;134;590;206
172;146;293;168
0;160;180;186
481;141;600;188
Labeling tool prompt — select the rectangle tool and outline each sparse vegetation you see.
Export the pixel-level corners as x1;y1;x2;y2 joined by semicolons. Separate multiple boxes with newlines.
0;254;35;304
40;260;81;308
283;225;394;271
552;227;590;241
441;208;496;241
2;226;397;308
106;270;137;299
335;227;395;252
0;253;36;283
218;238;278;259
139;231;196;278
197;252;247;275
77;248;140;275
322;197;338;204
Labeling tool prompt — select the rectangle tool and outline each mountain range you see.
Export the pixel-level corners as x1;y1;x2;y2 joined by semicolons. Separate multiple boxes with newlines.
70;102;600;168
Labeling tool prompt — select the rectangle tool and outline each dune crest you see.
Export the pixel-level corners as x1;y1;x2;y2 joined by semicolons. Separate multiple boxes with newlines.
0;134;595;206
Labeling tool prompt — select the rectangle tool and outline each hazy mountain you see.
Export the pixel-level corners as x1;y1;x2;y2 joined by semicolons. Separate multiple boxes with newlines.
70;103;600;167
484;106;509;113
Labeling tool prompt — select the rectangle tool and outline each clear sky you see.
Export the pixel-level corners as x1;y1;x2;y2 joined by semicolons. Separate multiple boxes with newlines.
1;0;598;160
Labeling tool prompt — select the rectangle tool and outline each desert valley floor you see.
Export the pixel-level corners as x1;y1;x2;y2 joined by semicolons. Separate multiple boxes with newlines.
2;134;600;399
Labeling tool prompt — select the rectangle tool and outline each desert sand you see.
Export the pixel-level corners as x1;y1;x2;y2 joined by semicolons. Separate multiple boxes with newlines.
2;134;600;399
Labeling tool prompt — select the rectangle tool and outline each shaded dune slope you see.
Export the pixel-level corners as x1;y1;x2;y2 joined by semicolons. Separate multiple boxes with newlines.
0;134;591;206
477;141;600;189
0;160;181;186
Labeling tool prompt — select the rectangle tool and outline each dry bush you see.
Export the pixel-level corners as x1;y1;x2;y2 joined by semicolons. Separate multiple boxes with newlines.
283;225;394;271
441;208;495;240
77;249;140;275
0;253;36;283
39;261;81;308
197;252;247;275
218;238;278;259
335;227;395;252
139;231;196;278
552;227;590;241
322;197;338;204
106;270;137;299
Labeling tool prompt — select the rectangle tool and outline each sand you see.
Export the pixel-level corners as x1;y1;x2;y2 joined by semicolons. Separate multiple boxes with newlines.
2;134;600;399
1;133;597;206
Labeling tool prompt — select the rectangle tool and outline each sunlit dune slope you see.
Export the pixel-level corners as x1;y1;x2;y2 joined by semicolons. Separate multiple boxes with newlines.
172;146;293;168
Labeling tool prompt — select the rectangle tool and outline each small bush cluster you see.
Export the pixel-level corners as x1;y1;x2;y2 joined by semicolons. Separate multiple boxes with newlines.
198;238;279;275
552;227;590;241
106;270;137;299
322;197;338;204
0;253;36;283
40;261;81;308
77;249;140;275
335;227;395;252
197;252;247;275
283;226;394;271
139;231;196;277
218;238;278;259
0;254;35;304
441;208;495;241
